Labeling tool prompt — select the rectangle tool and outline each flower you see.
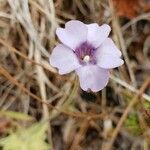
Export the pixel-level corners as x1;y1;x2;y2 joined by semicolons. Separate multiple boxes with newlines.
49;20;124;92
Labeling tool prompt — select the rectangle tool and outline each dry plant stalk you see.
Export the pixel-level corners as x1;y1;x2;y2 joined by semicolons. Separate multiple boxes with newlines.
106;78;150;150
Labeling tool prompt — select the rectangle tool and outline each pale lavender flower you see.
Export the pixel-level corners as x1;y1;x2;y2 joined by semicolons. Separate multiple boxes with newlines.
49;20;124;92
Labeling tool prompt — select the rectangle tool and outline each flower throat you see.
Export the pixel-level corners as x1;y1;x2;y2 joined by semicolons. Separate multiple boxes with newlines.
74;42;96;65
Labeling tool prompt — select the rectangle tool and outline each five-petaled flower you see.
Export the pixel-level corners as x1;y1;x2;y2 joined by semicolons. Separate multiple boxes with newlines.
49;20;124;92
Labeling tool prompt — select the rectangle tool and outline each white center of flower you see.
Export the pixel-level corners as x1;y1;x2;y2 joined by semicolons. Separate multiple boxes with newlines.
83;55;90;63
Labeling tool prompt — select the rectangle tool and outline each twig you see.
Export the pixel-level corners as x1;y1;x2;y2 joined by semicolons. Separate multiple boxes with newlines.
0;38;56;74
109;0;136;86
110;75;150;102
0;66;105;120
122;13;150;31
106;78;150;150
70;118;90;150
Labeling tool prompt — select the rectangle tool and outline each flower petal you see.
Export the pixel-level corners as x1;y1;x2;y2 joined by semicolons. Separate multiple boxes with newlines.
50;44;81;74
76;65;109;92
96;38;124;69
87;23;111;48
97;54;124;69
98;38;122;56
56;20;87;50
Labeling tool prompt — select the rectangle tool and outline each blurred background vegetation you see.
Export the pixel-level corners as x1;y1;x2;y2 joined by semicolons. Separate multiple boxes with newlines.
0;0;150;150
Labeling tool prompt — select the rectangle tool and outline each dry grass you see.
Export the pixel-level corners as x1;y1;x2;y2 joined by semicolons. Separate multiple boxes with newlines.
0;0;150;150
